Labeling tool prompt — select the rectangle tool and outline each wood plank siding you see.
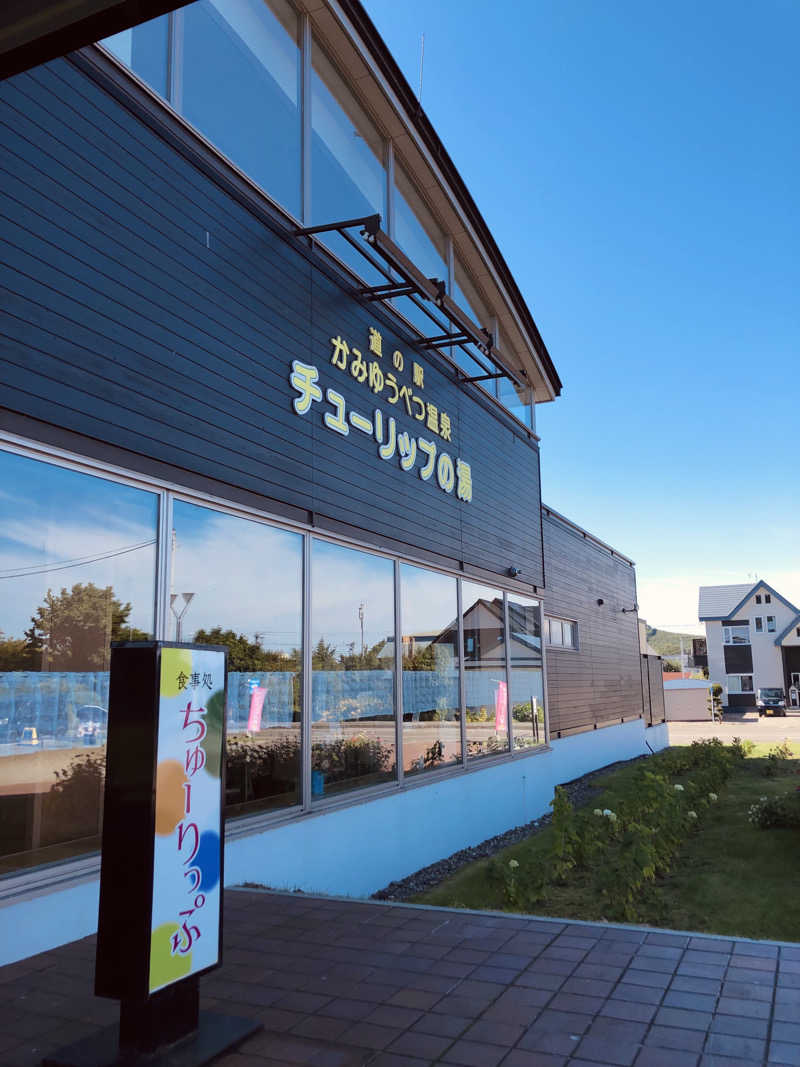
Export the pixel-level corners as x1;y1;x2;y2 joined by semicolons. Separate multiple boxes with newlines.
542;508;647;736
0;55;544;588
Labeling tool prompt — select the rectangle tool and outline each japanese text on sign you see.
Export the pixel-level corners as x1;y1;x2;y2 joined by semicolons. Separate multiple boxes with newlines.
149;648;225;994
328;329;454;443
290;359;473;503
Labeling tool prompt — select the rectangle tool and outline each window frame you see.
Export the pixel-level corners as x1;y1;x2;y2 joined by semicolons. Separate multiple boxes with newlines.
722;624;750;645
545;614;579;651
767;615;776;633
754;616;764;633
727;674;754;694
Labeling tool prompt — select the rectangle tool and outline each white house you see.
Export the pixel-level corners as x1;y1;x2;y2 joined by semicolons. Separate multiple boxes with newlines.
699;581;800;709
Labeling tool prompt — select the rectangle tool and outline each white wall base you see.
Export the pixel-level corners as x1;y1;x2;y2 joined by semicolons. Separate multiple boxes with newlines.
0;718;668;967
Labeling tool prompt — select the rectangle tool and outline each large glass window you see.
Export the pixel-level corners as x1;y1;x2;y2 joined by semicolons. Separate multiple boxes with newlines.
103;14;170;97
452;255;492;379
312;39;386;280
0;450;158;875
170;500;303;816
311;541;396;797
462;580;509;759
394;163;449;336
508;594;545;750
181;0;302;217
498;376;533;429
400;565;460;776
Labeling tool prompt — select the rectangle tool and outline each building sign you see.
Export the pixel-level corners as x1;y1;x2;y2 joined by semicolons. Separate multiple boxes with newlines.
149;647;226;994
289;326;473;503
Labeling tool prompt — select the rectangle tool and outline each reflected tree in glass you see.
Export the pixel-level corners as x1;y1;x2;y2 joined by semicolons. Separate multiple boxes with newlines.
400;565;460;775
0;450;157;874
507;594;545;750
311;540;396;797
171;500;303;816
462;580;509;759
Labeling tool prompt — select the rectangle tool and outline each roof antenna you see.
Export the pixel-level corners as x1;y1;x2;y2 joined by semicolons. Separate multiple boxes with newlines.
418;32;425;103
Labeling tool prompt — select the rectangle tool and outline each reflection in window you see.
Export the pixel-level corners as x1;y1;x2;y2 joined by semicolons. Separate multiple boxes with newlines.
103;14;169;97
181;0;301;217
498;376;533;429
171;500;303;816
508;594;545;750
0;450;158;875
312;39;386;282
394;163;449;336
400;565;460;775
311;540;396;797
462;580;509;759
452;256;492;379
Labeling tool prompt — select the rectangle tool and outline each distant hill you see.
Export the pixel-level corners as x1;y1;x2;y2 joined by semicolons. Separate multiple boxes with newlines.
646;626;701;657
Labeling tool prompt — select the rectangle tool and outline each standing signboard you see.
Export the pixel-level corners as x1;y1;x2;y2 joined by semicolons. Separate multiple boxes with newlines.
45;642;259;1067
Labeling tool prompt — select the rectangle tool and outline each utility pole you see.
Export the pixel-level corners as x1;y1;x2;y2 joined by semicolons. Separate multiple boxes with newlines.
358;602;365;658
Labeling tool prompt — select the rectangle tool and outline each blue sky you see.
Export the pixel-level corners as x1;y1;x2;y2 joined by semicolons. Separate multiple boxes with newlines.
365;0;800;631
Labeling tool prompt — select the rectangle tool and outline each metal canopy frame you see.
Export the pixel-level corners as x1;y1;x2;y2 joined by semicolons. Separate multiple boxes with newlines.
295;213;525;388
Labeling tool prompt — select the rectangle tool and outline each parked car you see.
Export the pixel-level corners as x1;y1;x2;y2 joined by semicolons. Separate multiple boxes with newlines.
756;687;786;716
75;705;108;745
20;726;40;745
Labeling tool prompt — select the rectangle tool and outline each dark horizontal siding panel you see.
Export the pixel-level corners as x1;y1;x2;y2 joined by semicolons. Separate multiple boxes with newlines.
0;279;312;459
0;142;315;367
0;316;313;494
21;61;315;294
0;77;313;305
0;176;312;398
544;511;643;737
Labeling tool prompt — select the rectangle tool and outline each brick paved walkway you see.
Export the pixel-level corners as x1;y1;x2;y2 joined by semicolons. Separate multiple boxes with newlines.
2;889;799;1066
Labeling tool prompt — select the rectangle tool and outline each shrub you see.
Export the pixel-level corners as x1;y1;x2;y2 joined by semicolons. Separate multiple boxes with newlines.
762;741;795;777
493;740;741;922
730;736;756;760
748;791;800;829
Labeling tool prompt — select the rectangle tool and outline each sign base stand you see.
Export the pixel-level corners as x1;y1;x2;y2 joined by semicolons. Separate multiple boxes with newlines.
42;1011;261;1067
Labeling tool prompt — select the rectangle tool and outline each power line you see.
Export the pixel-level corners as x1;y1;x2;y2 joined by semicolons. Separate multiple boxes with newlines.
0;539;157;579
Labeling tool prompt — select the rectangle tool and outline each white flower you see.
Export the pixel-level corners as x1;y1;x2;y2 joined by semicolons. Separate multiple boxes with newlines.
674;784;684;792
687;811;698;820
593;808;603;816
508;859;519;869
607;812;618;823
602;808;613;816
760;796;768;802
708;793;718;802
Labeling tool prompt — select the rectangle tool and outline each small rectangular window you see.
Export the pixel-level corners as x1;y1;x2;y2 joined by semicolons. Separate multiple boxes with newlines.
796;627;800;638
727;674;754;694
755;594;762;604
723;624;750;645
755;617;764;633
765;594;772;604
767;616;776;633
545;615;577;649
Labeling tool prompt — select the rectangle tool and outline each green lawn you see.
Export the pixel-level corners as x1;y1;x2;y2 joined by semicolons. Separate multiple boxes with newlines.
414;745;800;941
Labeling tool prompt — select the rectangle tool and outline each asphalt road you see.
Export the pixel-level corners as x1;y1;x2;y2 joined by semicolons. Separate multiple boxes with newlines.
668;710;800;746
